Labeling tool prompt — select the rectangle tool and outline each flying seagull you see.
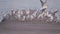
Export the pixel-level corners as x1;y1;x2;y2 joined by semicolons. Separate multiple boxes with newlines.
40;0;48;9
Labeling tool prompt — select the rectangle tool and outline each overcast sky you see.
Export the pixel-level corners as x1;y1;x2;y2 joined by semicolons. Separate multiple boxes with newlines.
0;0;60;15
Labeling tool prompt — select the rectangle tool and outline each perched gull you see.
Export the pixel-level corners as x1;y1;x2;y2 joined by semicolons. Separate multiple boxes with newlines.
0;16;6;23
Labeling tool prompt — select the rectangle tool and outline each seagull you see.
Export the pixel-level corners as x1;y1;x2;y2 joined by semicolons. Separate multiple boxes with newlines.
40;0;48;9
0;15;6;23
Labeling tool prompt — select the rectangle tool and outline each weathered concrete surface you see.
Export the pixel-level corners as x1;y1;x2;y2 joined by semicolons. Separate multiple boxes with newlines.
0;20;60;34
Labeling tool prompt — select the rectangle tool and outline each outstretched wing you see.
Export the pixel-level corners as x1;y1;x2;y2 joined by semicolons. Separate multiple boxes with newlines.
40;0;47;7
40;0;44;4
40;0;44;6
52;9;58;15
54;9;58;14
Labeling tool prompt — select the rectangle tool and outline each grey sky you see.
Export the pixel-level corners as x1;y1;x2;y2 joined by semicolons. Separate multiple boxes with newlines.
0;0;60;15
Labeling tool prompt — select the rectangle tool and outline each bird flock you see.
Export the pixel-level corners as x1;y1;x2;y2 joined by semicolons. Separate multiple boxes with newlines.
8;0;59;22
0;0;60;23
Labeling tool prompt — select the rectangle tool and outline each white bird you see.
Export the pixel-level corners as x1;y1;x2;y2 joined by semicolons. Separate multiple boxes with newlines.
0;14;6;23
26;9;30;15
40;0;48;9
46;14;53;21
32;10;38;18
45;9;58;22
37;8;47;19
39;0;48;18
